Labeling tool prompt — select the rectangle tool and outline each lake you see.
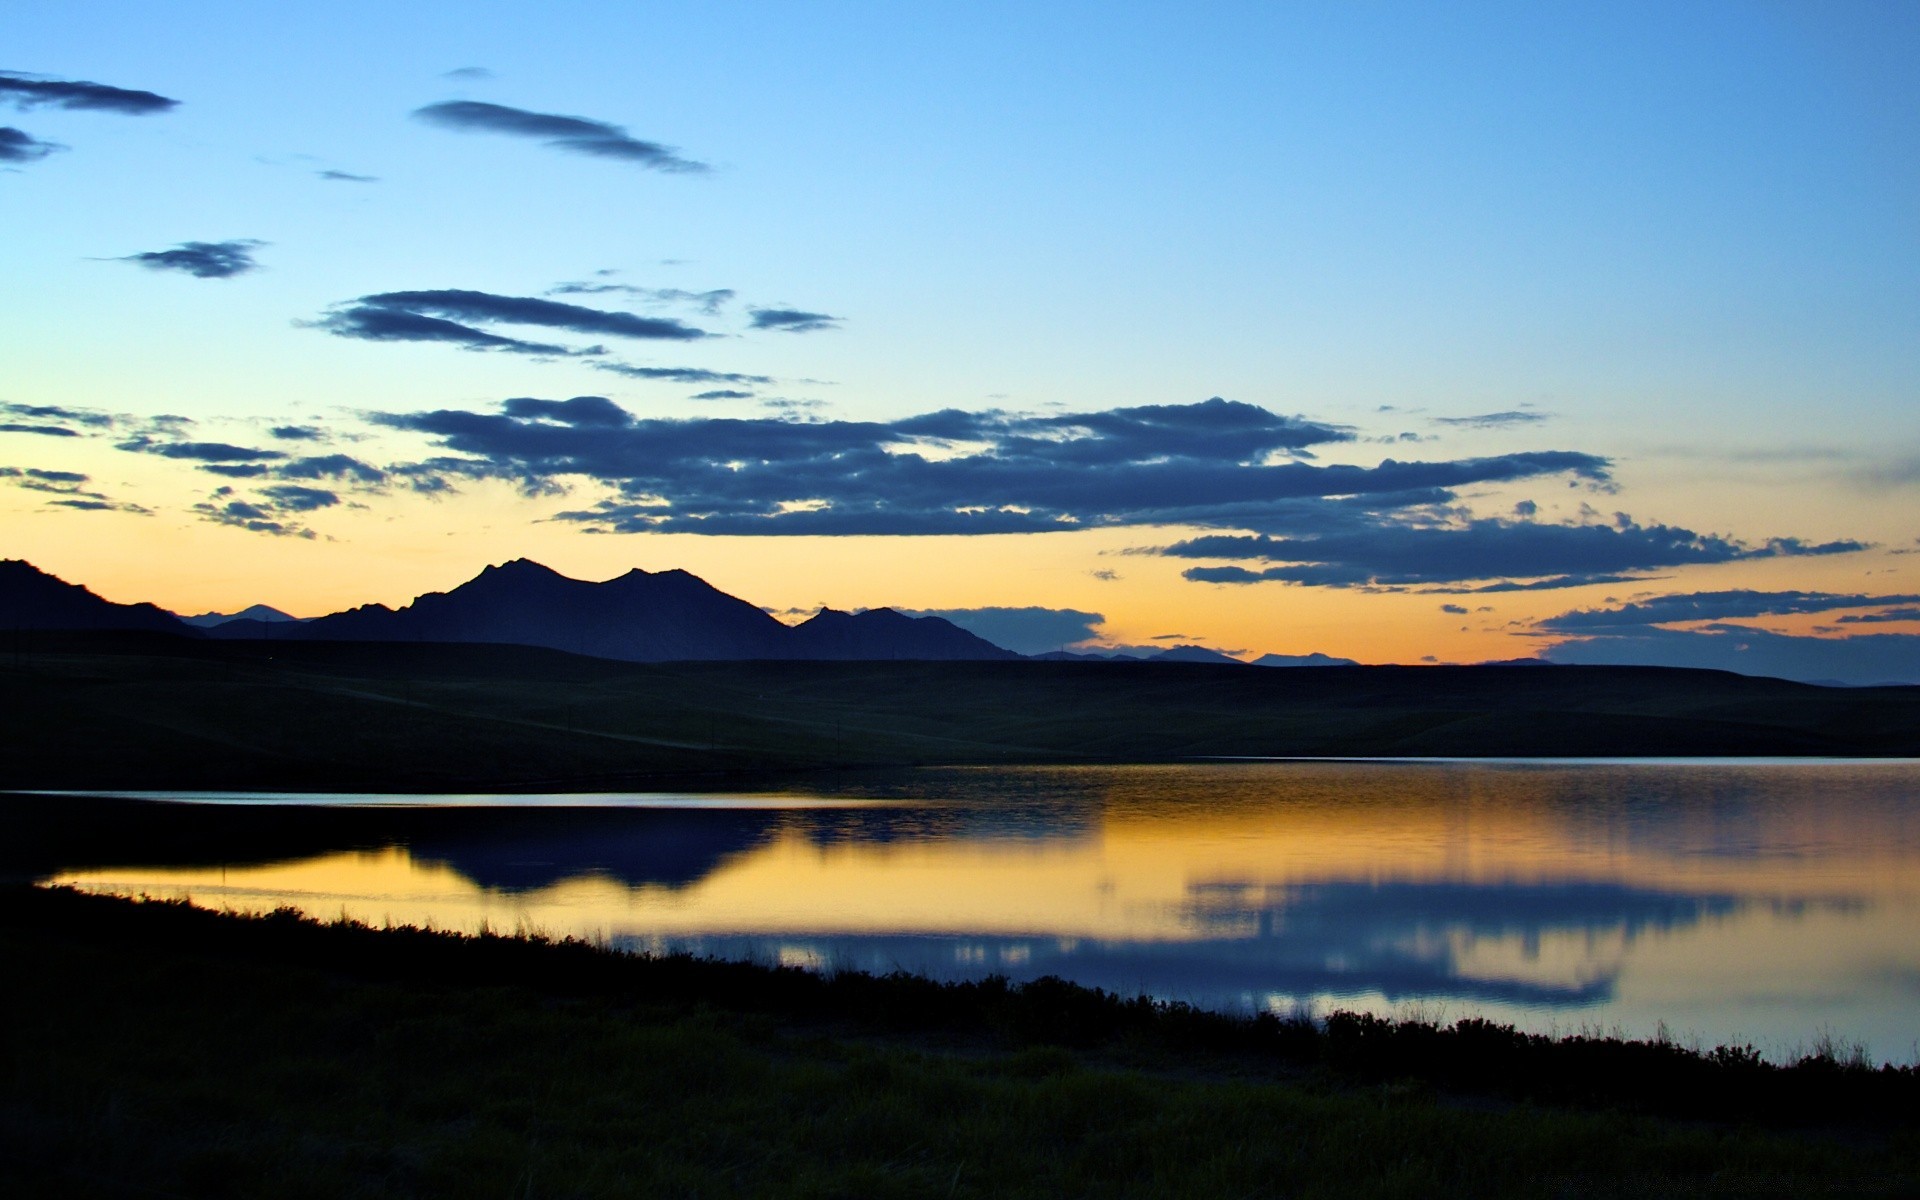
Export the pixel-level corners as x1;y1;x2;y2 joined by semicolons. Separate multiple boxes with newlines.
35;759;1920;1064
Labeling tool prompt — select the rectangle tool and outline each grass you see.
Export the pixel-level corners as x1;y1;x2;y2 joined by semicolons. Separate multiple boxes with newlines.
4;886;1915;1198
3;631;1917;791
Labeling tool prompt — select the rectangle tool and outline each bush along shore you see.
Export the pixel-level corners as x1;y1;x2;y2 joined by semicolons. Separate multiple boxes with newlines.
5;885;1916;1198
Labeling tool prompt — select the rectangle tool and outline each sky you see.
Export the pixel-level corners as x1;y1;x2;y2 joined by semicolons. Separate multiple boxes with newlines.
5;1;1920;681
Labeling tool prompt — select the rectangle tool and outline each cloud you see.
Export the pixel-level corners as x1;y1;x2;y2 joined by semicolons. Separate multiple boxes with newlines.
595;364;774;385
270;425;324;441
1836;607;1920;625
1544;625;1920;686
2;403;114;429
899;607;1107;655
1441;604;1469;614
0;422;80;437
276;454;387;484
1;466;151;514
317;169;377;182
121;239;264;279
413;100;706;172
315;288;708;358
749;307;841;333
360;394;1618;537
0;72;178;115
1431;411;1549;429
1535;589;1920;634
443;67;494;81
548;282;733;313
0;126;62;163
691;389;754;401
258;484;340;512
500;395;633;426
192;485;324;538
1163;517;1864;590
116;436;285;463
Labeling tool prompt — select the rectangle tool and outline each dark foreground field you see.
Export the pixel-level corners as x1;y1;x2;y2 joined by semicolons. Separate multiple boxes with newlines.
4;632;1917;790
3;887;1915;1199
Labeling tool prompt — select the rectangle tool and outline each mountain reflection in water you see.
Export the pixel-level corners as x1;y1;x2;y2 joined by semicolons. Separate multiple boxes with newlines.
38;760;1920;1061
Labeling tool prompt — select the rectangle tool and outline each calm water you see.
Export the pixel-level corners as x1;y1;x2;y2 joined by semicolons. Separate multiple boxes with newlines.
43;760;1920;1063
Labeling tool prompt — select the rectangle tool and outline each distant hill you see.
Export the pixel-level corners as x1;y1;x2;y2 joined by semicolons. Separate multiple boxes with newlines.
0;560;198;637
1253;652;1358;668
197;559;1014;663
179;605;302;628
1147;644;1246;665
786;607;1020;661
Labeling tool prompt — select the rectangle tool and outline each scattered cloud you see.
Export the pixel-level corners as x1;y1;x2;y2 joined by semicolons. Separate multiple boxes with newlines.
1836;607;1920;625
258;484;340;513
192;485;324;538
317;169;377;182
315;287;708;358
0;402;114;437
413;100;706;172
355;394;1620;537
1;466;150;514
1431;410;1549;429
269;425;324;441
0;71;178;115
443;67;495;81
116;436;285;463
1441;604;1469;614
595;364;774;385
748;307;841;333
1164;516;1863;590
691;389;754;401
1533;590;1920;634
548;282;733;313
1090;569;1121;582
121;239;264;279
0;126;62;163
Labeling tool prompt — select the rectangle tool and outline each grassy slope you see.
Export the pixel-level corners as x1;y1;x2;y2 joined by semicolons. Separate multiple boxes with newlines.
4;887;1914;1199
2;632;1917;790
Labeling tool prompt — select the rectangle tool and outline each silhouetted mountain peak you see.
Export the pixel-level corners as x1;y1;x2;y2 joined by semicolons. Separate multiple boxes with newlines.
0;559;196;636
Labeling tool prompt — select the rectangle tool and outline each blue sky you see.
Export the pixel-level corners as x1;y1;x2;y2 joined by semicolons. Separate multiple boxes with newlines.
5;1;1920;680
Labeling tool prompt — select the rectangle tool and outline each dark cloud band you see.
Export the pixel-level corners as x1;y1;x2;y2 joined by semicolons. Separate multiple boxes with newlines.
361;394;1610;537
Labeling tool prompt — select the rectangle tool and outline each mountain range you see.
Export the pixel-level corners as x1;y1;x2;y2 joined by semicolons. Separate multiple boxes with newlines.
0;558;1034;663
0;557;1362;667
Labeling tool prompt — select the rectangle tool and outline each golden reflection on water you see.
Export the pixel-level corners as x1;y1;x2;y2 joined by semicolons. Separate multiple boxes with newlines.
52;761;1920;1060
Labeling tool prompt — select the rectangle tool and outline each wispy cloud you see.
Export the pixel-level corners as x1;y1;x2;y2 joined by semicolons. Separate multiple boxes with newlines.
0;71;178;115
316;169;377;183
749;307;841;334
1533;589;1920;633
1165;519;1864;591
1430;410;1549;429
548;282;733;313
121;240;264;279
413;100;706;172
1;466;151;514
0;126;61;163
315;287;708;357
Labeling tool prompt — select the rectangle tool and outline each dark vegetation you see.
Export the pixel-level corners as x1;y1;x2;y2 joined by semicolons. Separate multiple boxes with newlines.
2;631;1916;790
5;886;1915;1198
